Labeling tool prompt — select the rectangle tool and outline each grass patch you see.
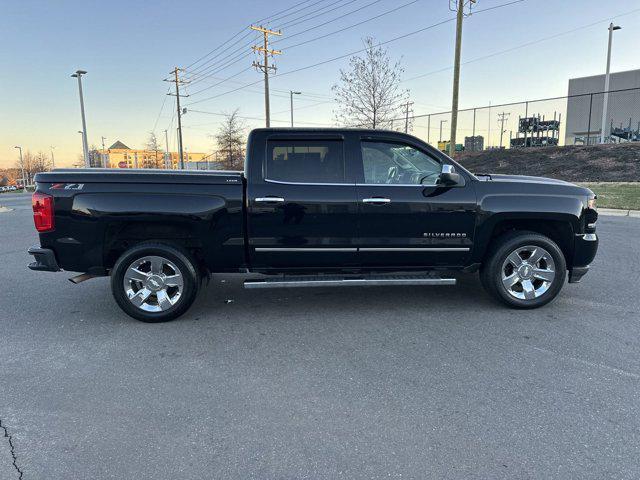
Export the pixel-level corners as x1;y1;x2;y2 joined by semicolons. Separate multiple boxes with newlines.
578;182;640;210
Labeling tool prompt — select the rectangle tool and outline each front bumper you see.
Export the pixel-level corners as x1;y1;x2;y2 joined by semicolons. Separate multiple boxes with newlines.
27;246;60;272
568;233;598;283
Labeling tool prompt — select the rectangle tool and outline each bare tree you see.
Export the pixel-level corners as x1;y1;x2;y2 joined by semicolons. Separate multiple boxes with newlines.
214;109;245;170
15;150;52;183
332;37;410;129
146;132;163;168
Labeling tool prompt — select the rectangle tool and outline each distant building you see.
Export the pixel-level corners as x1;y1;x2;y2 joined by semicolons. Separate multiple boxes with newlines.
565;69;640;145
100;141;208;169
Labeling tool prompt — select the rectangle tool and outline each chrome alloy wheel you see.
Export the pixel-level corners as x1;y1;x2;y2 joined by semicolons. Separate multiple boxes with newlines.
123;255;184;312
501;245;556;300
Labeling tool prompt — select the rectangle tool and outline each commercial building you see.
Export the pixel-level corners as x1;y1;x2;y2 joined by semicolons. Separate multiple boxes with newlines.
100;141;208;169
565;69;640;145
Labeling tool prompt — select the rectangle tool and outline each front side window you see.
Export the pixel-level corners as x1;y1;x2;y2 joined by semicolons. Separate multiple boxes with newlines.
266;140;345;183
361;141;441;185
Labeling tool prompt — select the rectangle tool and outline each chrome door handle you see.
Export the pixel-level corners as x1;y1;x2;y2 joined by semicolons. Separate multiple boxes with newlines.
255;197;285;203
362;198;391;204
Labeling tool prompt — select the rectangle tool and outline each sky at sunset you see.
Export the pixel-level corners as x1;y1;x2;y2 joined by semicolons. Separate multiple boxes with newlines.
1;0;640;168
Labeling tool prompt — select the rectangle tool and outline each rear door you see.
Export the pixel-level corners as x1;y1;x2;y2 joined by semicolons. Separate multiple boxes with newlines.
355;136;477;268
247;133;359;270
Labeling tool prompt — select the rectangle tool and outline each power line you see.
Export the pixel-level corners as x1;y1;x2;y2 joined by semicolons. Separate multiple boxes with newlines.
152;86;171;133
184;0;329;79
186;0;358;85
187;108;333;126
262;0;335;26
276;0;361;30
186;32;259;80
185;28;251;71
185;0;524;107
274;0;394;47
402;5;640;84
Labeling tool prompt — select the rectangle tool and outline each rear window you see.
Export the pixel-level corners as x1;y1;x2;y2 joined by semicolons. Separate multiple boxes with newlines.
266;140;345;183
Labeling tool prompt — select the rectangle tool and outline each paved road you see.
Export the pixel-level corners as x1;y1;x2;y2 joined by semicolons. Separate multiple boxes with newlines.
1;193;639;479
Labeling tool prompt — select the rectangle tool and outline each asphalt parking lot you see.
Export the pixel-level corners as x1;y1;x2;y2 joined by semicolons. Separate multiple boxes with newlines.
1;192;639;479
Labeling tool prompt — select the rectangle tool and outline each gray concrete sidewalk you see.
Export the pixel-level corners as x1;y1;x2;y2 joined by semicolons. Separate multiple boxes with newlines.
599;208;640;217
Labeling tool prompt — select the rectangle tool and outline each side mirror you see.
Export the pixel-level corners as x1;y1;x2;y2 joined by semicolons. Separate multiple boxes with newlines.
438;164;463;186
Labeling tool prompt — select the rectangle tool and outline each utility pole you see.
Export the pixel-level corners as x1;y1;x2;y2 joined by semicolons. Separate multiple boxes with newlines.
165;67;189;169
14;146;26;188
71;70;90;167
497;112;510;148
448;0;475;157
50;146;56;169
101;136;107;168
403;101;414;133
290;90;301;127
600;22;621;144
251;25;282;127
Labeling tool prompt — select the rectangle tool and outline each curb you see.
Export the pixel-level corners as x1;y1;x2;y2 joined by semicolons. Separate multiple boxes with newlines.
599;208;640;218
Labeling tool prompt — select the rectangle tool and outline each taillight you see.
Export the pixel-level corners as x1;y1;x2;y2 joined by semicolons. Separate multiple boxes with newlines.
32;192;54;232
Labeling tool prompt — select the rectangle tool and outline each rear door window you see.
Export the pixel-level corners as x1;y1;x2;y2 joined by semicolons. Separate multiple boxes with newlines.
266;140;345;184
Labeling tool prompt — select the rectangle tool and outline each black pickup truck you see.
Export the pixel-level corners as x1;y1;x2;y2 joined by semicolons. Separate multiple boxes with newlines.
28;128;598;322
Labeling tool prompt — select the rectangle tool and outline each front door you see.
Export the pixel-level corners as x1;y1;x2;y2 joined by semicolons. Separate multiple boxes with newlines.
247;136;359;270
356;138;477;268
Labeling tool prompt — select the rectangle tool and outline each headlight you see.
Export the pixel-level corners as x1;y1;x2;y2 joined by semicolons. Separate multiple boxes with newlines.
588;197;597;210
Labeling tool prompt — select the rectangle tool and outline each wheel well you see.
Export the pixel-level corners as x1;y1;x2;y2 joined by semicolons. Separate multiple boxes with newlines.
103;222;205;270
488;219;574;264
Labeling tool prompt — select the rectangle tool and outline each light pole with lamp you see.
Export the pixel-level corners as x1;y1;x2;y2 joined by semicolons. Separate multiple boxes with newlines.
71;70;90;166
439;119;448;142
290;91;301;127
14;146;26;189
50;146;56;169
600;23;621;144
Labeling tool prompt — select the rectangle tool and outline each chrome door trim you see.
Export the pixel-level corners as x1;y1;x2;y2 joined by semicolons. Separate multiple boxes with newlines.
255;247;469;252
356;183;428;187
254;197;285;203
255;247;358;252
264;178;353;186
359;247;470;252
362;198;391;204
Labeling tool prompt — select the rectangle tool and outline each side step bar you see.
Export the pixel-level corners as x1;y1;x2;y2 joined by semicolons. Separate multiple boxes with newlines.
244;273;456;289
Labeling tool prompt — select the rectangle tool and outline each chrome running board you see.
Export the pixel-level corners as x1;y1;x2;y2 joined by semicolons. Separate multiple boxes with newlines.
244;273;456;289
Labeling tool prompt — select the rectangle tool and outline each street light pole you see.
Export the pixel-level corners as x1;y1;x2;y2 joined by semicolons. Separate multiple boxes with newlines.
164;129;170;169
101;136;107;168
439;119;448;142
50;146;56;169
14;146;26;188
71;70;90;167
290;91;301;127
600;23;621;144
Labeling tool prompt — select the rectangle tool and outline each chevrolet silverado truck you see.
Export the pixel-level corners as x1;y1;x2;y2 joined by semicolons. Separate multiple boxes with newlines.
28;128;599;322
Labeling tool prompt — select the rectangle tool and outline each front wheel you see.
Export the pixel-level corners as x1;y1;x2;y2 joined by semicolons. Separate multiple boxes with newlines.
480;231;567;309
110;242;200;322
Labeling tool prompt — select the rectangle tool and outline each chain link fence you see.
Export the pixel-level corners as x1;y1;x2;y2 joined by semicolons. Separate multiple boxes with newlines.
406;87;640;152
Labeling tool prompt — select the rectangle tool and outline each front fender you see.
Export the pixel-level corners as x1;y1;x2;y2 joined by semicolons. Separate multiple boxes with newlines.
472;194;583;263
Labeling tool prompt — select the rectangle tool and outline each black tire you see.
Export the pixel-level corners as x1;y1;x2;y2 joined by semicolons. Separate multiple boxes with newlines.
110;242;200;322
480;231;567;309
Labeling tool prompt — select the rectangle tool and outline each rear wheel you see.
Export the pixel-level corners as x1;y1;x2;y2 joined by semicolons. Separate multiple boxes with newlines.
111;242;200;322
480;231;566;309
